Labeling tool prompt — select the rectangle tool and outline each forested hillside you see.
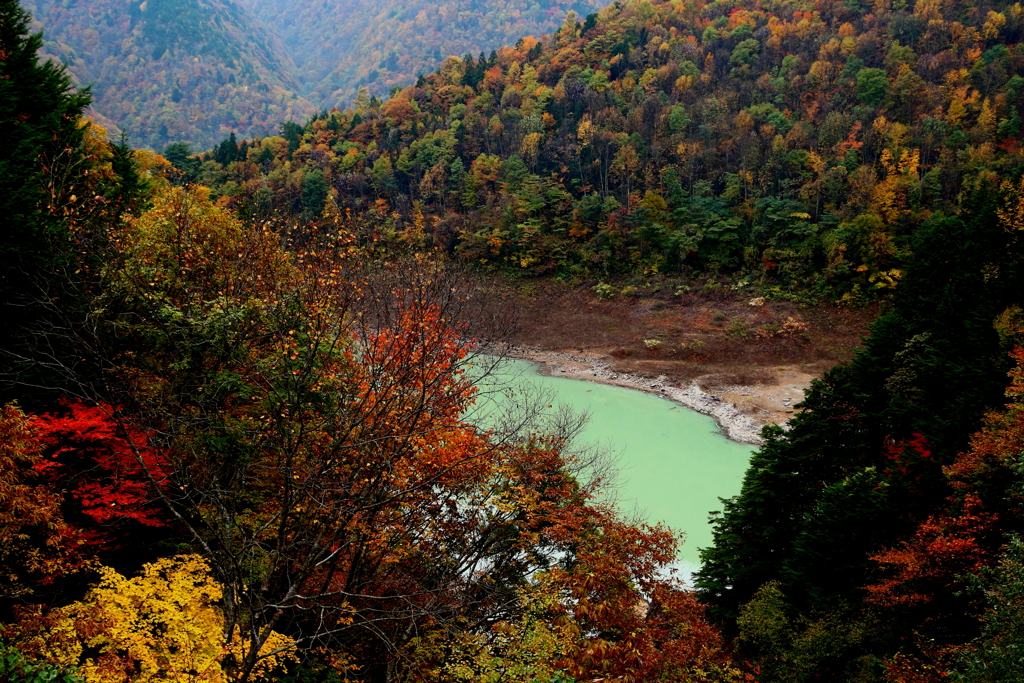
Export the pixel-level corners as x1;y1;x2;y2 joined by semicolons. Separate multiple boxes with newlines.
24;0;317;150
25;0;603;150
0;2;750;681
190;0;1024;303
174;6;1024;672
697;186;1024;680
238;0;607;105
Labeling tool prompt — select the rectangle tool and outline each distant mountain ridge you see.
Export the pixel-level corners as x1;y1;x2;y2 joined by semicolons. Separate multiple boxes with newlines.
24;0;604;150
24;0;317;150
236;0;606;106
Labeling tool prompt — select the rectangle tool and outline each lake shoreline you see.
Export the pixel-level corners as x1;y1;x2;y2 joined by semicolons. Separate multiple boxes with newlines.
505;346;767;446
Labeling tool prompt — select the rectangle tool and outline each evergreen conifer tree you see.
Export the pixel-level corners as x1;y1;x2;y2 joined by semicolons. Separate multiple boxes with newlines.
697;181;1024;627
0;0;91;402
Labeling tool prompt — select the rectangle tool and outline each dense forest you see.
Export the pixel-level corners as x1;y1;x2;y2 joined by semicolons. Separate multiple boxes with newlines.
184;0;1024;304
1;1;745;681
698;183;1024;680
26;0;603;150
6;0;1024;681
24;0;318;150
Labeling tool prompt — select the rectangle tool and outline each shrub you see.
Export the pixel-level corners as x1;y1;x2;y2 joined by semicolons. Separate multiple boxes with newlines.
0;642;82;683
756;316;810;340
726;319;753;341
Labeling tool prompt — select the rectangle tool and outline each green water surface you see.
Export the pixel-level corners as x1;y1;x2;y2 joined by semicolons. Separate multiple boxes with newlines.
479;358;753;573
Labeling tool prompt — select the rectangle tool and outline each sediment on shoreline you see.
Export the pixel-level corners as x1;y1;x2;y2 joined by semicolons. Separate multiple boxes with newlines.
504;346;768;446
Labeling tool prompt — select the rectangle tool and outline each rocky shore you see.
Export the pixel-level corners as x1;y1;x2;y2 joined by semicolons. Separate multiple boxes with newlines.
506;346;769;446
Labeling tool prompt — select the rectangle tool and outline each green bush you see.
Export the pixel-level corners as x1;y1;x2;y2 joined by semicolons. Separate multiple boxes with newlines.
0;643;82;683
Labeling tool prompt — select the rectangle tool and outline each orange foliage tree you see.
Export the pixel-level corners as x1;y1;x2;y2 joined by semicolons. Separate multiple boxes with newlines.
548;508;747;682
14;184;740;681
862;341;1024;681
0;403;80;603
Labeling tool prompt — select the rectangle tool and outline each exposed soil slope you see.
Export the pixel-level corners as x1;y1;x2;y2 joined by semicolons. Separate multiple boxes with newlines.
495;280;877;440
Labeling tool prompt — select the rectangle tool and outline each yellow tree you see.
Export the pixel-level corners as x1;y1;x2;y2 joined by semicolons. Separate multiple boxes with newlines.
18;555;295;683
67;185;569;680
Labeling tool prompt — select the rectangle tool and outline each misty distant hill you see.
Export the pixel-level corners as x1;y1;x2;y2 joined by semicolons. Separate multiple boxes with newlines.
25;0;317;150
24;0;603;150
236;0;605;106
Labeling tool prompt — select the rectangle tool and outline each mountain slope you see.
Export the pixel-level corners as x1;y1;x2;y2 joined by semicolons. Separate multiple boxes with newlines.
186;1;1024;677
192;0;1024;301
23;0;605;149
238;0;607;105
24;0;317;149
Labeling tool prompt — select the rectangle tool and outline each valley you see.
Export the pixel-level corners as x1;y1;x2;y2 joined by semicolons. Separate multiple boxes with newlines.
25;0;604;149
4;0;1024;680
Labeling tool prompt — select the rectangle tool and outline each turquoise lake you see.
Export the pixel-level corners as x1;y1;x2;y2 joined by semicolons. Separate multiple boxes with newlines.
474;358;754;575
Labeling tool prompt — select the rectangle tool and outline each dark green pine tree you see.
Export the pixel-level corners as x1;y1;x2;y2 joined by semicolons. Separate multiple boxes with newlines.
696;178;1024;629
0;0;90;402
108;133;151;219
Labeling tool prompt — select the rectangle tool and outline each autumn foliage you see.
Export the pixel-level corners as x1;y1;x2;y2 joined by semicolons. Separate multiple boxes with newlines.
14;555;296;683
18;0;1024;679
0;404;75;601
154;0;1024;303
31;401;171;529
856;344;1024;680
0;178;747;681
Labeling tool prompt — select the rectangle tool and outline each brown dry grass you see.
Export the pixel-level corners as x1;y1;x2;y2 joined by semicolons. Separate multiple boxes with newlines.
696;369;780;392
473;278;877;386
457;276;880;428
